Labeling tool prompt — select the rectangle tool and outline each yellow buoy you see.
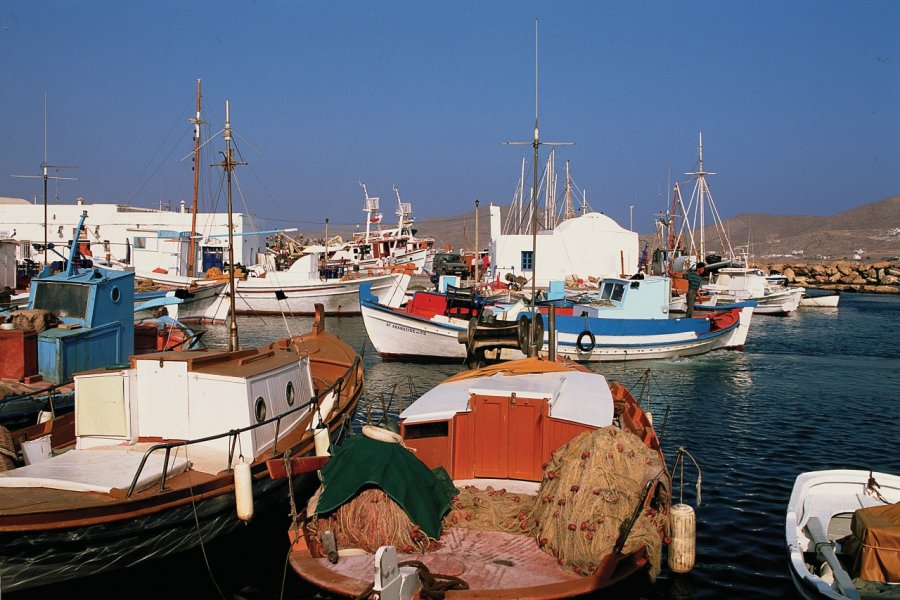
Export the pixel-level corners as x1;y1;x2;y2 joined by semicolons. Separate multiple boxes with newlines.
234;457;254;522
668;502;696;573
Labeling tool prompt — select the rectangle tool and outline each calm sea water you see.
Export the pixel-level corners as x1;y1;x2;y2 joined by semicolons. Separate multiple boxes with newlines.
9;294;899;599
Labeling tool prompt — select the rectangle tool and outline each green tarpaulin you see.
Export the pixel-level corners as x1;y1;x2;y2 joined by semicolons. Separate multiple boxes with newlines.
316;434;458;538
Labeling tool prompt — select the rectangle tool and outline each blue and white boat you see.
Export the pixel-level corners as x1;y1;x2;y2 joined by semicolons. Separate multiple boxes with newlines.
533;275;755;362
360;274;755;364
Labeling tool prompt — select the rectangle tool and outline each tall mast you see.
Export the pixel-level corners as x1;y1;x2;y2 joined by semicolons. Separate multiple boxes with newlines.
504;19;572;355
685;131;714;261
188;79;202;276
218;100;245;352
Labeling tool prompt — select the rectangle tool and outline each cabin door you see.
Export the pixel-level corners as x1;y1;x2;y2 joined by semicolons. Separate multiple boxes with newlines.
472;394;545;481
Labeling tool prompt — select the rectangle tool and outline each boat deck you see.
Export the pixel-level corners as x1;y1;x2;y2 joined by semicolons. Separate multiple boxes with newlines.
291;527;596;599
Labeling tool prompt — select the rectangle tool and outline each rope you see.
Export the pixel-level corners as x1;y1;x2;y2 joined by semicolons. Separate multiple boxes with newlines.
351;560;469;600
672;446;702;507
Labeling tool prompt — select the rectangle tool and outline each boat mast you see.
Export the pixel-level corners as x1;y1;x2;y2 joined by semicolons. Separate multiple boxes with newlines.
685;131;714;262
504;19;571;355
219;100;245;352
188;79;203;277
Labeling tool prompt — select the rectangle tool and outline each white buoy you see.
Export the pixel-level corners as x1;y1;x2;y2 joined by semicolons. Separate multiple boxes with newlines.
234;457;254;522
668;502;696;573
314;426;331;456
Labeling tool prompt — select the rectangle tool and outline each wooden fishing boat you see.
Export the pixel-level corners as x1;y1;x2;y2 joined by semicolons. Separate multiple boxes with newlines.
0;101;366;594
799;290;841;308
274;357;697;599
0;304;363;592
786;469;900;600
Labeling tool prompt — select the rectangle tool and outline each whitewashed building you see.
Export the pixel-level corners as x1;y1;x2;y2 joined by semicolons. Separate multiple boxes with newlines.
0;196;257;277
488;205;639;288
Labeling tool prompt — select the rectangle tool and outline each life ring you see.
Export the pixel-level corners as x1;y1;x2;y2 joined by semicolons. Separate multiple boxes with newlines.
362;424;403;444
576;330;596;352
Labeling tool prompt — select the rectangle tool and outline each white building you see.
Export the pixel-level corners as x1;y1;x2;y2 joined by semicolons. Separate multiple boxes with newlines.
0;196;258;277
489;205;639;287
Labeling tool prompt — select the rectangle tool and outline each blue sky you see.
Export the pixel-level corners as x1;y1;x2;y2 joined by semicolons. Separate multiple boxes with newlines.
1;0;898;237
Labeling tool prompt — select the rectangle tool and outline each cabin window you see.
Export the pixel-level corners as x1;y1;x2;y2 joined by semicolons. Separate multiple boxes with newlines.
32;281;90;319
404;421;449;440
110;286;121;303
133;236;146;249
286;381;295;406
521;250;534;271
610;283;625;302
255;397;267;422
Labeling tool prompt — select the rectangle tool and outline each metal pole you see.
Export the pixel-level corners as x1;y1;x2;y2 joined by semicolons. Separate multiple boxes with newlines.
474;199;479;283
224;101;239;352
43;165;48;265
548;303;556;362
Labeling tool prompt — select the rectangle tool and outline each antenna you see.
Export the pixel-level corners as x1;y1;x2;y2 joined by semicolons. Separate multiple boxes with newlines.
503;18;573;356
11;93;78;265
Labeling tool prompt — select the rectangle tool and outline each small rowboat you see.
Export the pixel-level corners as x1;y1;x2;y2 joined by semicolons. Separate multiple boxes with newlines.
785;469;900;600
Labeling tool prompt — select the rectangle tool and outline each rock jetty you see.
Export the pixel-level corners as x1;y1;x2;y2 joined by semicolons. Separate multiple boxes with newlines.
759;261;900;294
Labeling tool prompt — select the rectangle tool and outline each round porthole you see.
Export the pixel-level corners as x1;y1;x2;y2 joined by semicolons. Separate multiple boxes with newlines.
255;397;267;422
286;381;295;406
110;286;121;303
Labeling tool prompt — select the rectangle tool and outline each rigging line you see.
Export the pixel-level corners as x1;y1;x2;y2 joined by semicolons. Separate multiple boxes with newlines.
125;128;194;203
123;93;196;201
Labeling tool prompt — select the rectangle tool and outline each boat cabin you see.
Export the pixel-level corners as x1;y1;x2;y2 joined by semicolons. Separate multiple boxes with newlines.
74;348;316;459
402;286;482;320
400;370;615;482
542;276;672;319
27;266;135;384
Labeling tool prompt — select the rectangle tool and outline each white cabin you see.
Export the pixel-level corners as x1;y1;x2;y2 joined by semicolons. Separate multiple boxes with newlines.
73;349;316;461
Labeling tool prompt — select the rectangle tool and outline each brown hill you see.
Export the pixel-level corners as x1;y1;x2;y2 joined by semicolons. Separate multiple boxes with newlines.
648;194;900;261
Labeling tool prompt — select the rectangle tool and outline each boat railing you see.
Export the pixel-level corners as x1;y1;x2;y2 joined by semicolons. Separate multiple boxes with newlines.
124;354;361;498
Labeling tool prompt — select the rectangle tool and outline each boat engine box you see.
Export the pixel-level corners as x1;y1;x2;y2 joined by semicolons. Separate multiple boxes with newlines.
0;328;38;381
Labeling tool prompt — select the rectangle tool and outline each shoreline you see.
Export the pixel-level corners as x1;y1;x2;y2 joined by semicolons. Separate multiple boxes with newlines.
758;260;900;294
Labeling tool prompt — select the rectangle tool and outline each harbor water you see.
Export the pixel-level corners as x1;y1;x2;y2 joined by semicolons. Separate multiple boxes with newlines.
7;293;899;599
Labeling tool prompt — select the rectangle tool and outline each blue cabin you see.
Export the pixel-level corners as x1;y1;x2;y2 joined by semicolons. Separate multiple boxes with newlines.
568;276;671;319
28;266;135;384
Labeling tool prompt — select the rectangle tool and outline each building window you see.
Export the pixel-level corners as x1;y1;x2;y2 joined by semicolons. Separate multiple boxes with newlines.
133;236;146;249
521;250;534;271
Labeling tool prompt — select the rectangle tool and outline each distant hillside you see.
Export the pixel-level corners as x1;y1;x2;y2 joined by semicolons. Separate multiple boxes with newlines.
645;194;900;261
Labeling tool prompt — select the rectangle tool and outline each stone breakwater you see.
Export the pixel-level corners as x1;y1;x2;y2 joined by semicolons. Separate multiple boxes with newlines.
760;261;900;294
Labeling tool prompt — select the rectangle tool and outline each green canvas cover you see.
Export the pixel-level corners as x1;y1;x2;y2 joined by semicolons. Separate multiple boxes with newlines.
315;434;457;538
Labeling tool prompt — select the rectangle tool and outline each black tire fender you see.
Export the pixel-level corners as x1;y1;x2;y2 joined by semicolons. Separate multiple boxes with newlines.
576;330;596;352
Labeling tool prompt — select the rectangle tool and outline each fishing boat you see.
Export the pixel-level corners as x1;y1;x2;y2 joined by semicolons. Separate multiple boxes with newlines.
536;275;755;362
221;252;411;317
800;289;841;308
785;469;900;600
326;183;434;274
273;353;701;599
0;101;366;593
701;267;804;316
359;281;532;363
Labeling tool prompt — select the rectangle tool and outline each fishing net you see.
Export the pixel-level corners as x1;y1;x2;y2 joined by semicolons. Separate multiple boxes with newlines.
442;485;536;534
0;426;17;472
306;486;438;554
531;426;669;580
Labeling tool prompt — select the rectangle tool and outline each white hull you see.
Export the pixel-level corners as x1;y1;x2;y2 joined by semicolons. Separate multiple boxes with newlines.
361;302;470;361
785;469;900;600
223;273;409;317
800;293;840;308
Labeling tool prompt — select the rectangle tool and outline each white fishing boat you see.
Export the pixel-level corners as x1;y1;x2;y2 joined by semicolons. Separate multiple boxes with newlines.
701;267;804;316
785;469;900;600
327;183;433;274
220;253;410;317
800;290;841;308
